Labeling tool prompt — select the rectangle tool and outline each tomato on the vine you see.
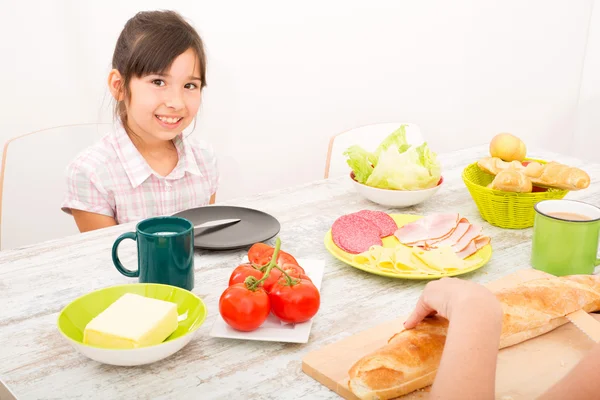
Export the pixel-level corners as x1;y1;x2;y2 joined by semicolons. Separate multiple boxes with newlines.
228;264;262;286
269;278;320;324
219;283;270;332
220;238;320;332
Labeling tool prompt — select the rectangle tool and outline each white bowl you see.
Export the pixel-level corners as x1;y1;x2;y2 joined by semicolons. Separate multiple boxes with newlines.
350;173;443;208
67;331;198;367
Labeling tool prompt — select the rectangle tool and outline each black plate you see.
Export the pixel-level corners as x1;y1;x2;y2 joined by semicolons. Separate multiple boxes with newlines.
172;205;280;250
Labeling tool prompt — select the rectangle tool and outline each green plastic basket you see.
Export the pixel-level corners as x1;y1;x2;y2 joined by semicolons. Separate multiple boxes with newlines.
462;159;568;229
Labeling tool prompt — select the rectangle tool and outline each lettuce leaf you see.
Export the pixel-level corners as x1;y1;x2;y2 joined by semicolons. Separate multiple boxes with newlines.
415;142;441;181
343;145;376;184
374;124;411;161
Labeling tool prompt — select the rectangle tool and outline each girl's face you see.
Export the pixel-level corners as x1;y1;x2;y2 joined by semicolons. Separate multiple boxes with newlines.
119;48;203;144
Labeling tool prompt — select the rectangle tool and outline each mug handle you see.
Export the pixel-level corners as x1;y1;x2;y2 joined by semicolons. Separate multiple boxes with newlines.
112;232;139;278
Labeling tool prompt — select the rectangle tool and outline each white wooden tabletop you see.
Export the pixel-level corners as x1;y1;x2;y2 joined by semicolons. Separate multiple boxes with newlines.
1;145;599;400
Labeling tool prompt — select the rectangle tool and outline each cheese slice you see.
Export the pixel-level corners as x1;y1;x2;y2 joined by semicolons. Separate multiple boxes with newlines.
412;245;478;272
83;293;178;349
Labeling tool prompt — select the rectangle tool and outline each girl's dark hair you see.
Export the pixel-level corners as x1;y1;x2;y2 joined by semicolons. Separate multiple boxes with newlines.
111;10;207;125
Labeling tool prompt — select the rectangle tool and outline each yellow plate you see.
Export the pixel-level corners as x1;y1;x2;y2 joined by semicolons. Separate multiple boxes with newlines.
324;213;492;279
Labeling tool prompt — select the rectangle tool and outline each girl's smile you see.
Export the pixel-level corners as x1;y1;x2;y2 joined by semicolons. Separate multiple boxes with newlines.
155;114;184;129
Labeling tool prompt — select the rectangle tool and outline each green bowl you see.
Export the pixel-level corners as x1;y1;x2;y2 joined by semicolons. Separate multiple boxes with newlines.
57;283;207;366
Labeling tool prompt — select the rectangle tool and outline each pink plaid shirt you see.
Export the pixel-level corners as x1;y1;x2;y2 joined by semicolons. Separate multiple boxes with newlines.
61;124;219;224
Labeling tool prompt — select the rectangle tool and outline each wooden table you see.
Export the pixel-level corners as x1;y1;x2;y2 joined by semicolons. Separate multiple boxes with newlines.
1;145;599;400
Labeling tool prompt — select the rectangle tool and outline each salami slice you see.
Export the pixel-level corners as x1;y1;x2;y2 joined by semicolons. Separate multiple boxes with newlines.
332;214;382;254
354;210;398;237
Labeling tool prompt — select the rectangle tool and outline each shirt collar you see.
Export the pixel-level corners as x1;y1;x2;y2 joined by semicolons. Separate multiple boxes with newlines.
171;133;203;179
111;124;202;188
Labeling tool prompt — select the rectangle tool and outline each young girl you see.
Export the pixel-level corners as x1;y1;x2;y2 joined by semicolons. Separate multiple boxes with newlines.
62;10;219;232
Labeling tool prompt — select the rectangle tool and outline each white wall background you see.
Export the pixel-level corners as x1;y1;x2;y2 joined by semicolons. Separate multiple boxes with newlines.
574;1;600;160
0;0;598;247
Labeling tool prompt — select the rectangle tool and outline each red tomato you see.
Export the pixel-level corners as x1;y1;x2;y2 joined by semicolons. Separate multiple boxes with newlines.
276;251;300;267
229;264;263;286
269;279;320;324
532;186;548;192
261;267;283;293
280;263;311;282
280;262;305;275
219;283;271;331
522;161;531;166
247;243;300;267
247;243;272;265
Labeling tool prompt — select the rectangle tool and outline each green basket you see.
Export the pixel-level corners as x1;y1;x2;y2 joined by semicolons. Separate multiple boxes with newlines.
462;159;568;229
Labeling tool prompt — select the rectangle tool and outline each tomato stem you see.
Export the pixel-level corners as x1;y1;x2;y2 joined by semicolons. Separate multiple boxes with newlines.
244;276;260;291
272;265;299;286
247;237;282;291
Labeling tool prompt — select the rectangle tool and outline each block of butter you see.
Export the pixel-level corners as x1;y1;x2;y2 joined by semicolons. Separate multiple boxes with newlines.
83;293;179;349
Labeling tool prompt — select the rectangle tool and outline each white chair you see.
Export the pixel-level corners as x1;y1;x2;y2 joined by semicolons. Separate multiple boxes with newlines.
323;122;425;179
0;123;110;250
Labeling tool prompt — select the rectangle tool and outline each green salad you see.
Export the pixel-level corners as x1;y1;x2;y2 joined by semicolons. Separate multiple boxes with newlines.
344;125;441;190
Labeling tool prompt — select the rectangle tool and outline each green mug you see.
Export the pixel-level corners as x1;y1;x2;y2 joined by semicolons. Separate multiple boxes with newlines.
112;216;195;290
531;199;600;276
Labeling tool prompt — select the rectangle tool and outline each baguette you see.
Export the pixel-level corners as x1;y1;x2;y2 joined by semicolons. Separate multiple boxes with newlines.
348;274;600;400
487;170;532;193
477;157;590;191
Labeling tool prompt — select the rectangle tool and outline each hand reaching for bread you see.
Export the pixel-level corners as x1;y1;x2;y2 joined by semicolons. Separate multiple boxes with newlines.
479;157;590;192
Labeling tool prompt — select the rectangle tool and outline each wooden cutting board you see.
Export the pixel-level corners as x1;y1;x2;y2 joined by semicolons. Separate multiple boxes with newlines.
302;269;600;399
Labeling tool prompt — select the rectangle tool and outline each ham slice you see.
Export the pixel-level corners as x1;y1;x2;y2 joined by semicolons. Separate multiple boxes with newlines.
411;228;457;248
451;224;483;252
457;235;491;259
434;218;470;247
394;213;460;245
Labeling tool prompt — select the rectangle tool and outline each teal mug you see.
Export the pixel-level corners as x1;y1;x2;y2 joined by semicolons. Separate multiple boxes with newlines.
112;216;195;290
531;199;600;276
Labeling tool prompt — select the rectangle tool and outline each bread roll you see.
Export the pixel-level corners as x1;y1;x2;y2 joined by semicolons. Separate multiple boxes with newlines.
477;157;590;191
487;170;532;193
348;275;600;400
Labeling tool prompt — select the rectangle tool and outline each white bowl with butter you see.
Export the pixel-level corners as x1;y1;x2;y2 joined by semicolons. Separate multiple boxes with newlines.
57;284;207;366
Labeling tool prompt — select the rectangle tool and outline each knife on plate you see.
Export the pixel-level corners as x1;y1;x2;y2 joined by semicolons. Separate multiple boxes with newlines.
193;218;241;234
565;309;600;343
